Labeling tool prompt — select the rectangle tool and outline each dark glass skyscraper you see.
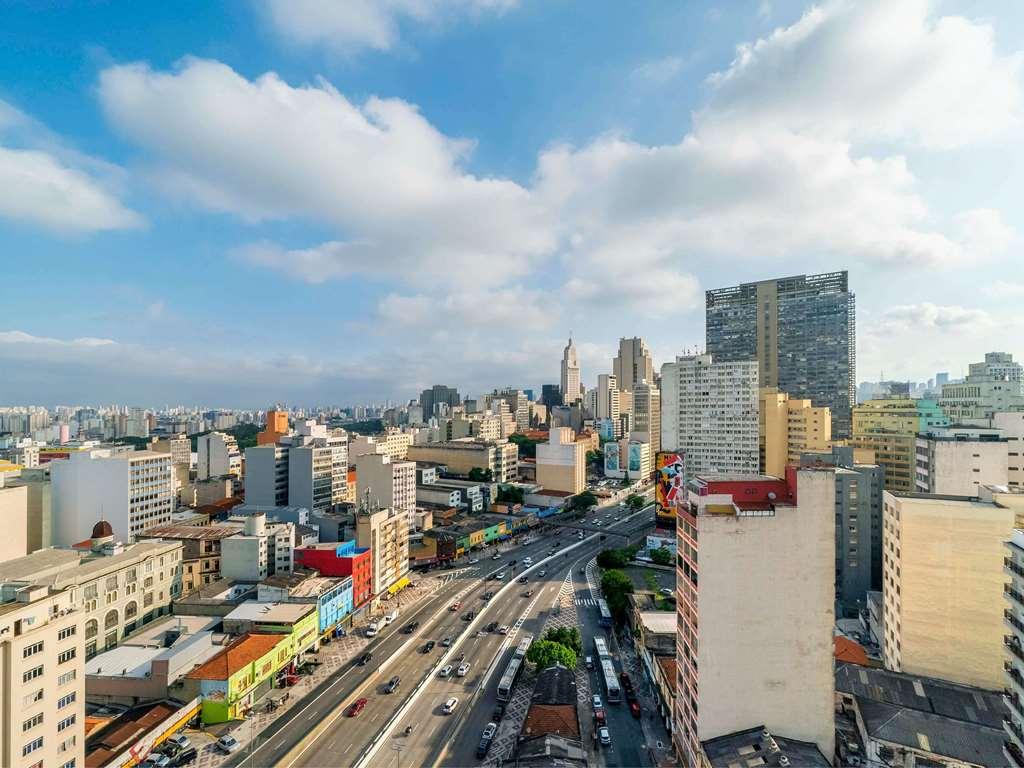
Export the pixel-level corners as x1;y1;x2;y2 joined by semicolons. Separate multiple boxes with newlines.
706;271;856;437
419;384;461;418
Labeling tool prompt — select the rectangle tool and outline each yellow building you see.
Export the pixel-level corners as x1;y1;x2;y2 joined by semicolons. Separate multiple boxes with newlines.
759;387;832;477
850;398;948;491
882;488;1024;690
536;427;586;494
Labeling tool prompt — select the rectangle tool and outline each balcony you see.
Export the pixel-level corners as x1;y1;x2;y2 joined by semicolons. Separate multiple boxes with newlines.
1007;585;1024;610
1009;662;1024;698
1007;738;1024;768
1008;557;1024;580
1008;610;1024;637
1007;716;1024;746
1007;689;1024;721
1007;636;1024;666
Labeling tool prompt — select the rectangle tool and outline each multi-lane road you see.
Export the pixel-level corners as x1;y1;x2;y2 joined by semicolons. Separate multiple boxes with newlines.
230;495;656;768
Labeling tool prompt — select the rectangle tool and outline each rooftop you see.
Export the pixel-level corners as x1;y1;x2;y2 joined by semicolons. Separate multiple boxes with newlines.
140;523;243;540
701;726;830;768
636;611;676;635
85;700;184;768
224;600;315;624
532;664;578;706
186;633;285;680
0;539;181;589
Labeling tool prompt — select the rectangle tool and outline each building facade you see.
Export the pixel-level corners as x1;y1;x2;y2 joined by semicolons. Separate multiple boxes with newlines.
759;387;831;477
850;397;949;492
1004;528;1024;767
406;439;519;483
612;336;655;395
560;337;582;405
939;352;1024;421
706;271;856;437
420;385;461;419
354;452;417;527
196;431;241;480
632;381;661;454
535;427;586;494
356;506;410;599
914;429;1008;495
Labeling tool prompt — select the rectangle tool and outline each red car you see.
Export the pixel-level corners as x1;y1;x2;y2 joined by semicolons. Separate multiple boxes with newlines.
449;601;461;611
629;701;641;719
348;698;368;717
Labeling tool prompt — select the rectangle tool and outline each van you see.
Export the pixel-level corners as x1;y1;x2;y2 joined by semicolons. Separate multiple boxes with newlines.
365;623;379;638
384;610;398;625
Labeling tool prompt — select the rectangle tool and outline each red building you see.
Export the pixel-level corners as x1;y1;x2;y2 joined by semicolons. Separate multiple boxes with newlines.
296;541;373;608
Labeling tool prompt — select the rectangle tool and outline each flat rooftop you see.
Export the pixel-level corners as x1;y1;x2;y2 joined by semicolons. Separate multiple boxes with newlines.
0;539;181;587
702;726;830;768
224;600;315;624
637;611;676;635
140;523;242;540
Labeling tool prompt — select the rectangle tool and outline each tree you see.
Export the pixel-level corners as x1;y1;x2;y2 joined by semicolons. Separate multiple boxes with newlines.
526;639;577;670
496;485;525;504
543;627;582;655
586;449;604;467
649;547;672;566
597;548;630;569
625;494;645;511
508;433;542;459
568;490;597;512
600;569;635;625
468;467;493;482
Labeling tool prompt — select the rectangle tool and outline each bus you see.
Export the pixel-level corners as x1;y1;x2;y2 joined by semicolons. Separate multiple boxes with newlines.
596;599;612;628
600;658;622;703
496;634;533;701
593;636;611;661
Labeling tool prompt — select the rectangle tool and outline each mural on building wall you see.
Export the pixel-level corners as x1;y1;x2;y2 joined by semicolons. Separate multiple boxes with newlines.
655;451;685;520
628;443;642;473
604;442;620;472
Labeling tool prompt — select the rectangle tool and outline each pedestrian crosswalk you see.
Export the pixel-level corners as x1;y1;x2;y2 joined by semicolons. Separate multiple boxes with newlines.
574;598;598;607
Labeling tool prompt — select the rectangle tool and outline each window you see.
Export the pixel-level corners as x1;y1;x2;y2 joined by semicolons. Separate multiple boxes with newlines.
61;761;76;768
23;665;43;683
57;715;76;732
23;713;44;731
58;648;76;664
58;692;76;709
58;670;76;686
58;736;76;753
23;737;44;757
58;625;76;641
84;584;98;600
106;575;118;591
23;641;44;658
24;689;44;706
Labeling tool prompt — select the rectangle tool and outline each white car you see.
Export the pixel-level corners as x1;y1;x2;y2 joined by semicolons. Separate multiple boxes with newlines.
498;625;510;635
495;571;506;580
469;558;479;564
457;662;471;676
523;557;533;565
578;532;585;539
492;554;501;560
439;665;453;678
142;755;170;768
592;694;603;709
216;735;241;754
660;588;674;597
167;734;191;750
538;569;546;577
443;697;459;714
599;727;612;746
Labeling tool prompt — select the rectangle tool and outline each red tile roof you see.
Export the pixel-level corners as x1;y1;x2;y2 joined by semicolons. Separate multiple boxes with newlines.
834;635;869;666
186;633;284;680
522;704;580;740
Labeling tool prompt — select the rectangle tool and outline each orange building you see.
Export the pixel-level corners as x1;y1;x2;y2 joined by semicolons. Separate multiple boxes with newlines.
258;409;290;445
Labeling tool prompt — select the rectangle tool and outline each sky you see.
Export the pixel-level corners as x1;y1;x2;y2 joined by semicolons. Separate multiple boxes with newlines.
1;0;1023;407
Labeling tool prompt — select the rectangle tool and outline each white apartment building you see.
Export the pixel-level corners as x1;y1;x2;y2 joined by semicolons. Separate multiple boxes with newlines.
536;427;586;494
995;412;1024;490
245;444;290;507
196;431;241;480
939;352;1024;421
51;449;174;545
0;479;29;562
0;586;84;768
595;374;620;423
674;470;836;766
288;420;348;514
661;354;759;477
1004;528;1024;767
914;429;1008;495
355;452;417;528
356;506;410;599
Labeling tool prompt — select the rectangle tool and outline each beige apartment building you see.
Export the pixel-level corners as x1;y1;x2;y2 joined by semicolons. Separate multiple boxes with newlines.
356;505;410;599
1;468;53;554
632;381;661;454
0;586;84;768
349;429;414;462
759;387;831;477
536;427;586;494
406;439;519;483
914;429;1008;495
0;525;183;660
355;452;417;527
0;480;29;563
882;489;1021;690
675;470;835;766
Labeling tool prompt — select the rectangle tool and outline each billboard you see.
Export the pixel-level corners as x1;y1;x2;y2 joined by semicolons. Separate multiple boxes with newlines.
604;442;620;473
628;443;642;473
655;451;685;520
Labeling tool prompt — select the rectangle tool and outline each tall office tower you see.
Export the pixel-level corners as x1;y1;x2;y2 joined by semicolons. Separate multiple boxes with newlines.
632;381;661;454
355;452;417;528
594;374;620;423
706;271;856;438
759;387;832;477
674;470;836;766
288;421;348;515
938;351;1024;421
419;385;461;419
612;336;654;394
935;372;950;388
801;446;885;616
0;587;84;768
560;336;582;405
487;388;531;432
661;354;759;477
883;488;1022;690
196;431;242;480
540;384;562;409
51;449;174;544
851;397;949;492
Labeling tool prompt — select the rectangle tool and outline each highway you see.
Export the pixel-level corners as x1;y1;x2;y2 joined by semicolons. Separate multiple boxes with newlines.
230;494;655;768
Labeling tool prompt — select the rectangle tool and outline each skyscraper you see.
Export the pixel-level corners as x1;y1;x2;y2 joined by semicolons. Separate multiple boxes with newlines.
632;381;661;453
612;336;654;394
706;271;856;437
419;384;461;418
560;336;581;405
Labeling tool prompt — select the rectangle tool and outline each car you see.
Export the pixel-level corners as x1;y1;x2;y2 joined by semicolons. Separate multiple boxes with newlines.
585;655;594;670
441;636;453;647
578;532;585;539
450;601;461;611
592;694;603;709
492;553;501;560
142;755;170;768
216;735;241;754
495;571;506;580
599;727;612;746
518;575;528;583
422;640;436;653
482;591;494;600
168;747;198;767
442;697;459;714
523;589;534;597
385;676;401;693
463;611;475;621
357;652;372;666
498;625;510;635
166;734;191;751
492;703;506;721
457;662;471;676
469;557;479;564
476;722;498;758
402;621;419;634
384;611;398;625
629;700;642;719
438;665;453;678
348;697;368;717
660;588;674;597
486;621;499;632
538;569;547;577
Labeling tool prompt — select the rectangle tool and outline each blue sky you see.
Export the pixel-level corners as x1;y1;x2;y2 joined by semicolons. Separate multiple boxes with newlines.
1;0;1023;407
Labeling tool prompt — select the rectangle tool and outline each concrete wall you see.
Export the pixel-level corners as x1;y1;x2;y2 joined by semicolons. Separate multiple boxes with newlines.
51;450;130;545
0;483;28;562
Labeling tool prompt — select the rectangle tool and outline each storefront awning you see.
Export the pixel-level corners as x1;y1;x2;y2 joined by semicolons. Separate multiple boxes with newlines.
387;576;411;595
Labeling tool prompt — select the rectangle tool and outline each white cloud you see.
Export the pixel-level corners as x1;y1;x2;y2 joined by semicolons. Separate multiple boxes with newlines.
262;0;518;54
377;286;555;332
0;99;142;234
986;281;1024;300
100;58;552;287
631;56;688;84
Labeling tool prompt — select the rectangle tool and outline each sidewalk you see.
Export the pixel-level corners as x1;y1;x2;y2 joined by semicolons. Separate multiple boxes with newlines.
612;626;675;767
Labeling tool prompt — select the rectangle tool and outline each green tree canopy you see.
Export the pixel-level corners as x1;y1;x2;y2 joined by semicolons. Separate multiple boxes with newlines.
625;494;646;511
597;548;631;569
526;639;577;670
543;627;583;655
649;547;672;566
468;467;494;482
601;569;635;625
496;485;525;504
508;433;542;459
568;490;597;512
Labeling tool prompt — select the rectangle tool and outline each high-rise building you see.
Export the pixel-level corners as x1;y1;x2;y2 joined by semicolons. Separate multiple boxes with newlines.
349;430;414;462
51;449;174;544
850;397;949;492
1004;528;1024;767
420;385;461;419
536;427;586;494
288;421;348;515
661;354;759;477
356;504;410;599
2;468;53;554
882;488;1022;690
674;470;836;766
612;336;654;395
914;427;1008;494
355;452;418;528
759;387;832;477
244;444;290;507
995;412;1024;490
706;271;856;437
258;408;290;445
560;337;582;405
939;352;1024;421
151;432;191;494
594;374;620;423
540;384;562;409
603;435;652;481
632;381;661;454
196;431;241;480
0;480;28;562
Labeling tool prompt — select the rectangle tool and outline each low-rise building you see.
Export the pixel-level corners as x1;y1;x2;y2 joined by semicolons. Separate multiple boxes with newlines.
257;572;354;639
138;523;242;594
516;664;585;768
221;600;319;659
701;726;830;768
406;439;519;483
294;541;373;609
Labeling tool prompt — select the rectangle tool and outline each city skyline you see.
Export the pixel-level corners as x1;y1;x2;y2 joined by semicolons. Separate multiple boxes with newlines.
2;0;1023;403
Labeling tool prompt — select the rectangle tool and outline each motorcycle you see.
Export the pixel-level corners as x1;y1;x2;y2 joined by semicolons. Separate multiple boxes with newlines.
405;725;415;735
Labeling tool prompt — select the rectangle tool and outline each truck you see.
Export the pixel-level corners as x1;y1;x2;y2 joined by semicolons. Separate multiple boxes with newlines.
365;619;383;637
